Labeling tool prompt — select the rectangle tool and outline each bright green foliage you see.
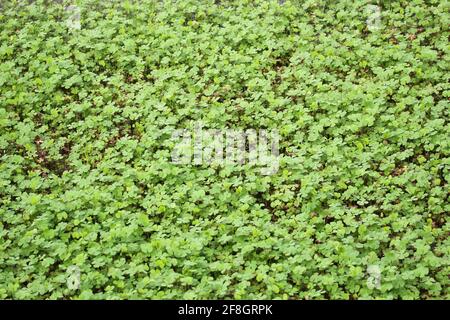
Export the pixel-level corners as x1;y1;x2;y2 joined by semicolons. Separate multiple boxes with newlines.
0;0;449;299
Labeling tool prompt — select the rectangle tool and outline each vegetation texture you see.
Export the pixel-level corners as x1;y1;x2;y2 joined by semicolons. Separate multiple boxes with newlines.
0;0;448;299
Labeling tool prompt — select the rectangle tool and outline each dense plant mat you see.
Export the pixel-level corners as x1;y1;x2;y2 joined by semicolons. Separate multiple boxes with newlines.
0;0;448;299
